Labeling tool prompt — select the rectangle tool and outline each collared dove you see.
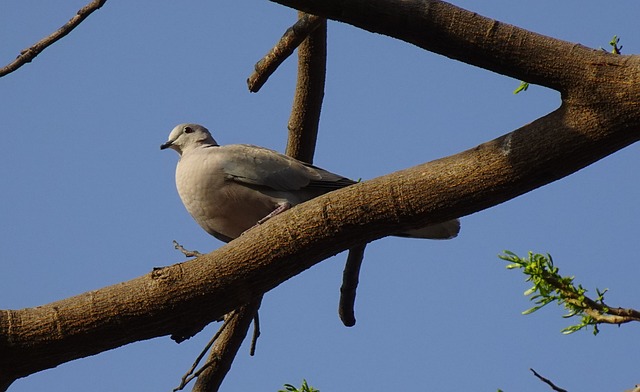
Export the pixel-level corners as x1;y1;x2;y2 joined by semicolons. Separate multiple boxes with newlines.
161;123;460;243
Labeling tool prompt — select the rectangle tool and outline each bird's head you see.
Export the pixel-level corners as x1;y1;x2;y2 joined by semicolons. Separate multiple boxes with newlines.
160;123;218;155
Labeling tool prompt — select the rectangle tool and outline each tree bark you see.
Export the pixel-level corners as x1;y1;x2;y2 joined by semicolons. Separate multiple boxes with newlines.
286;13;327;163
269;0;633;93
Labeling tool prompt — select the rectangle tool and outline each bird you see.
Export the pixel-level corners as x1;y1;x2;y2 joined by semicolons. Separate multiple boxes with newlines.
161;123;460;243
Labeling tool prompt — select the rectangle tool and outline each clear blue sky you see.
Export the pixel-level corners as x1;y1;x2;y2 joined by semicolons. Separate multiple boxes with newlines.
2;1;639;391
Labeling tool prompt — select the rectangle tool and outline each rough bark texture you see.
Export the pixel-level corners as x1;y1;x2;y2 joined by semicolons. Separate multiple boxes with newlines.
286;13;327;163
270;0;627;92
1;0;639;388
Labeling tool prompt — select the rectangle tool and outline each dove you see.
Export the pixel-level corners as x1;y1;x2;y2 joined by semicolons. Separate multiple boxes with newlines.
161;123;460;243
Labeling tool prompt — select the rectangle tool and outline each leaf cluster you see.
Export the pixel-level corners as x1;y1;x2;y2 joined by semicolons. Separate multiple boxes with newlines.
499;251;608;335
279;379;319;392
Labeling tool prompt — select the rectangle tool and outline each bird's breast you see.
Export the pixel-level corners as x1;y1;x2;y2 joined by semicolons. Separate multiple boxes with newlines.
175;152;284;240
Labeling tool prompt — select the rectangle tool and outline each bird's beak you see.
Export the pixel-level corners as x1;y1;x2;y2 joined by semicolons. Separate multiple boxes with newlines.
160;140;173;150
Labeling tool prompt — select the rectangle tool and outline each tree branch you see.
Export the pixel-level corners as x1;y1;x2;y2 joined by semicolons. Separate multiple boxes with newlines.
542;272;640;327
247;14;324;93
338;243;366;327
2;94;638;385
530;368;568;392
285;13;327;163
191;298;262;392
269;0;615;92
283;15;369;326
502;251;640;335
174;320;230;391
0;0;108;78
281;12;368;327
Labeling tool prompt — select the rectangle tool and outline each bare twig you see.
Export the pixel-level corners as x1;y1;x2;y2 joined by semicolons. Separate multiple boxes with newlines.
338;243;366;327
530;368;568;392
0;0;108;78
172;240;203;258
191;298;263;392
173;320;230;391
249;311;261;356
247;14;324;93
173;299;262;391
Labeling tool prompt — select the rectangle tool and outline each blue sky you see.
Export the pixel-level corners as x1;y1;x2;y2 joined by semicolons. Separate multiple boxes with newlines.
2;1;639;391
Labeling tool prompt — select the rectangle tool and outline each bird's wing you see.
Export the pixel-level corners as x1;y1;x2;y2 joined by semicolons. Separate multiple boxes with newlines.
217;144;355;191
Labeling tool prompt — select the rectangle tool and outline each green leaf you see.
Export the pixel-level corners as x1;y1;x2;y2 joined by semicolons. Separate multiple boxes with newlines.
279;383;298;392
513;81;530;94
522;306;542;315
609;35;622;54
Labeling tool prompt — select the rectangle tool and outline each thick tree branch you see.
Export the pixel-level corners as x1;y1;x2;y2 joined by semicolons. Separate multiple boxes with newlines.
2;92;638;385
269;0;621;92
0;0;108;78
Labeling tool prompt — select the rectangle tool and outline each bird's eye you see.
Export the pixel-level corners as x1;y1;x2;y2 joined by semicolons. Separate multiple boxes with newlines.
184;126;194;134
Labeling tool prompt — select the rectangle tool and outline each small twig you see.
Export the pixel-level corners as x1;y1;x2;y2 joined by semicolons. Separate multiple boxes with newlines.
172;240;203;258
249;311;261;356
530;368;568;392
339;243;367;327
502;251;640;334
0;0;108;78
173;320;231;391
191;298;263;392
541;270;640;326
247;14;324;93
